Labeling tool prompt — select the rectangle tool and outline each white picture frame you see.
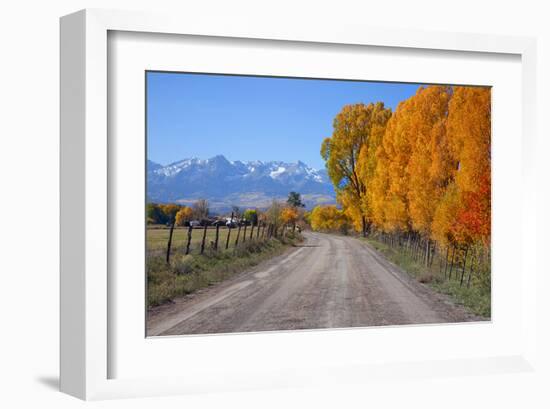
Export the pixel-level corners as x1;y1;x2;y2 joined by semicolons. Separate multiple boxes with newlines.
60;8;538;400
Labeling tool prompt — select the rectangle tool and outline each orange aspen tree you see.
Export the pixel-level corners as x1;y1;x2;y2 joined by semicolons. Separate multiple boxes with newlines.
281;207;299;226
446;86;491;247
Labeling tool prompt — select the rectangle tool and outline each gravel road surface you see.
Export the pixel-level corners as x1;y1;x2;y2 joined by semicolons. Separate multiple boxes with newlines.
147;232;482;336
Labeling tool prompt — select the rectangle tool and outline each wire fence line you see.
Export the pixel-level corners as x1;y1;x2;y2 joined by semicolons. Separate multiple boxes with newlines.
148;222;298;263
373;231;490;289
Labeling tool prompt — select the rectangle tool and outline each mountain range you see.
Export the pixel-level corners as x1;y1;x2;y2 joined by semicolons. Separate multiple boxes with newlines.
147;155;336;212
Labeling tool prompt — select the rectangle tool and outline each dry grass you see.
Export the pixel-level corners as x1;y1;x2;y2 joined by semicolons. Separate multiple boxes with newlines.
147;231;303;307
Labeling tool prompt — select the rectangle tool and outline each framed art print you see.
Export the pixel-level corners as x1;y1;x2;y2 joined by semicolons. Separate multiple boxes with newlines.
60;9;538;400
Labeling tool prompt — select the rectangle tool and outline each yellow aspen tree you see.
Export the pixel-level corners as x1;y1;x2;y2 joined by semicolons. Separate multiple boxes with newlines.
175;206;193;226
378;97;416;232
369;145;391;231
321;102;391;236
310;205;348;232
406;86;452;238
356;104;392;228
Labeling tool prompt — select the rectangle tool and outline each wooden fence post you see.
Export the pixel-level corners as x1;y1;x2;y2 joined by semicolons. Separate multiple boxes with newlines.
214;224;220;250
443;246;449;278
466;250;475;288
225;212;234;250
460;246;469;286
256;222;260;239
185;225;193;255
429;242;436;267
225;225;231;250
166;221;175;264
448;246;456;280
425;239;430;267
200;226;208;254
235;224;242;246
467;260;474;288
249;223;254;240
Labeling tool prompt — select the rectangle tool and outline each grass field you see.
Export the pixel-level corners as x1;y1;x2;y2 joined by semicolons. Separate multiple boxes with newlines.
147;225;263;255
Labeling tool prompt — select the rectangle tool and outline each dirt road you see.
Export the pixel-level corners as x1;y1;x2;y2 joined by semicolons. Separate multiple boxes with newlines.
147;232;481;336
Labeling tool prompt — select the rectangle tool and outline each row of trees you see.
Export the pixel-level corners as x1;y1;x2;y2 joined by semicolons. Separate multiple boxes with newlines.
317;85;491;253
308;205;350;234
147;199;209;226
147;192;307;231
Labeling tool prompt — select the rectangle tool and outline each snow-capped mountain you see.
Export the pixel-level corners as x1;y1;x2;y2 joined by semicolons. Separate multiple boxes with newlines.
147;155;336;212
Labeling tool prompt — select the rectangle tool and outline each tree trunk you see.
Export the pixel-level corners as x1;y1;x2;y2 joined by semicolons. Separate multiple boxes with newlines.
361;216;367;238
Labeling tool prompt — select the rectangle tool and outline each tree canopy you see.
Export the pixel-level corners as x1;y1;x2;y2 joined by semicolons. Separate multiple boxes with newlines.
320;86;491;250
321;102;392;236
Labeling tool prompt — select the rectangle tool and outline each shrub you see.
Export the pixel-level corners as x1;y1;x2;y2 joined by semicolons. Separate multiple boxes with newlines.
171;255;194;275
418;272;434;283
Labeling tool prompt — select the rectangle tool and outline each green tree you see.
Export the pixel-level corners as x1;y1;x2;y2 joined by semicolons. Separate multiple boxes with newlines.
287;191;305;208
243;209;258;225
146;203;167;224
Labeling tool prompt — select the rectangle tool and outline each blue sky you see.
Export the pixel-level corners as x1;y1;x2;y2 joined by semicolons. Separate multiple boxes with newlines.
147;72;423;169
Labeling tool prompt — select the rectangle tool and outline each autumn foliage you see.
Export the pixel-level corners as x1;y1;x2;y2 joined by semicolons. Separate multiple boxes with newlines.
281;207;299;226
175;206;193;226
310;205;350;233
319;86;491;251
